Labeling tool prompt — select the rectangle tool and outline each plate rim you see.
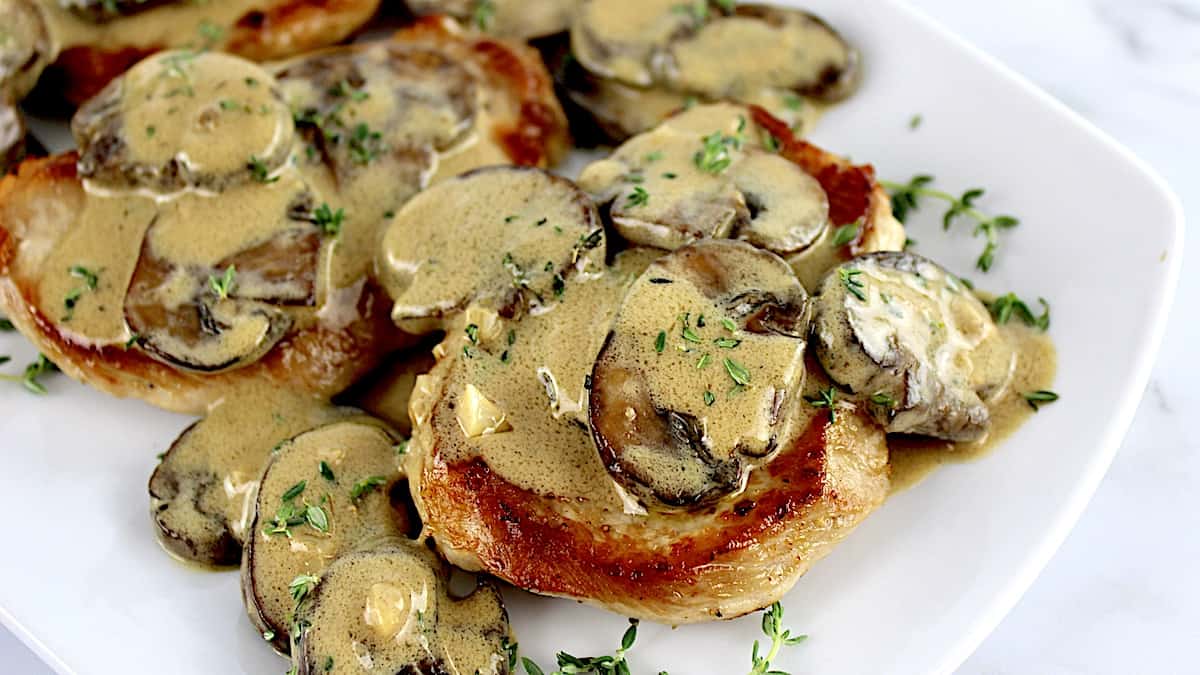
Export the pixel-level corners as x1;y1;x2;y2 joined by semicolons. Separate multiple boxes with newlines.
884;2;1186;673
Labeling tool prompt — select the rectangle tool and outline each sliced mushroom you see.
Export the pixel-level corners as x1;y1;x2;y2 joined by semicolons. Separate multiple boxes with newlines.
0;0;51;103
407;0;579;40
74;51;295;193
589;239;810;507
578;103;830;255
571;0;859;101
124;176;323;372
149;393;354;566
378;166;606;332
293;547;512;675
729;152;830;254
274;42;477;187
242;420;409;653
811;251;1014;441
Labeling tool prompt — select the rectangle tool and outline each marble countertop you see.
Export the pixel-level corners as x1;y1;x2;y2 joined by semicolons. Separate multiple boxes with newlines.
3;0;1196;672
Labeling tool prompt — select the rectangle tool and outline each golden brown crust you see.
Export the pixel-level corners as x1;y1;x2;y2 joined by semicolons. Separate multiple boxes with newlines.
42;0;381;107
412;355;890;624
392;17;571;168
0;155;403;414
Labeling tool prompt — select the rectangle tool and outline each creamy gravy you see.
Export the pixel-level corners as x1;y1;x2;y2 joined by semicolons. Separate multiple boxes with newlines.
149;386;354;563
35;0;269;55
245;420;406;646
889;323;1057;492
579;103;830;253
296;548;510;675
412;249;659;509
31;37;518;371
569;0;856;135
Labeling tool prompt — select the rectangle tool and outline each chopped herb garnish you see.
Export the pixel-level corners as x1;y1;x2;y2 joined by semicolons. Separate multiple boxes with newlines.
219;99;241;111
282;480;307;502
681;327;702;344
247;155;278;183
909;114;923;130
643;151;664;163
472;0;496;29
870;392;897;409
626;186;650;207
318;461;335;482
831;221;860;247
0;353;58;394
696;353;712;369
989;293;1050;331
783;93;804;111
208;265;237;300
654;331;667;353
721;317;738;333
714;337;741;349
694;128;740;174
838;267;866;302
704;390;716;406
68;267;98;289
0;317;13;331
749;602;808;675
465;323;480;344
145;125;156;138
348;122;385;165
662;172;678;179
197;19;224;48
723;358;751;387
311;203;345;236
305;503;329;533
806;386;838;422
394;439;410;455
1023;389;1059;411
288;573;320;603
350;476;388;501
649;277;673;284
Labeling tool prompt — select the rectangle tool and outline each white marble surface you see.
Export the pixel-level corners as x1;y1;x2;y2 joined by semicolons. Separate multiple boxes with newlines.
2;0;1197;672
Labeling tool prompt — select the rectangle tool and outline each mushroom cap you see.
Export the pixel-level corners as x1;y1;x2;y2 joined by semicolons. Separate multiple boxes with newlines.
378;166;606;332
148;393;355;567
812;251;1013;441
578;103;831;255
294;547;512;675
241;419;408;653
571;0;860;100
589;239;811;507
74;51;295;193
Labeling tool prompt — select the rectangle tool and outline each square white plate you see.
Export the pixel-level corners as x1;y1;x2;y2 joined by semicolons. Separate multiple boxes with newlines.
0;0;1184;673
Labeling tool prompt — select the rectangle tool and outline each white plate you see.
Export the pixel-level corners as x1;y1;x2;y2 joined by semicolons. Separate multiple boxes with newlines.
0;1;1184;673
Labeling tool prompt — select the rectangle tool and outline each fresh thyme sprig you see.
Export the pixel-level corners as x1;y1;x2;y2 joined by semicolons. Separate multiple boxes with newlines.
522;619;643;675
805;386;838;422
0;353;59;394
748;602;808;675
989;293;1050;331
311;202;345;237
1023;390;1059;411
882;175;1020;271
472;0;496;30
208;265;237;300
